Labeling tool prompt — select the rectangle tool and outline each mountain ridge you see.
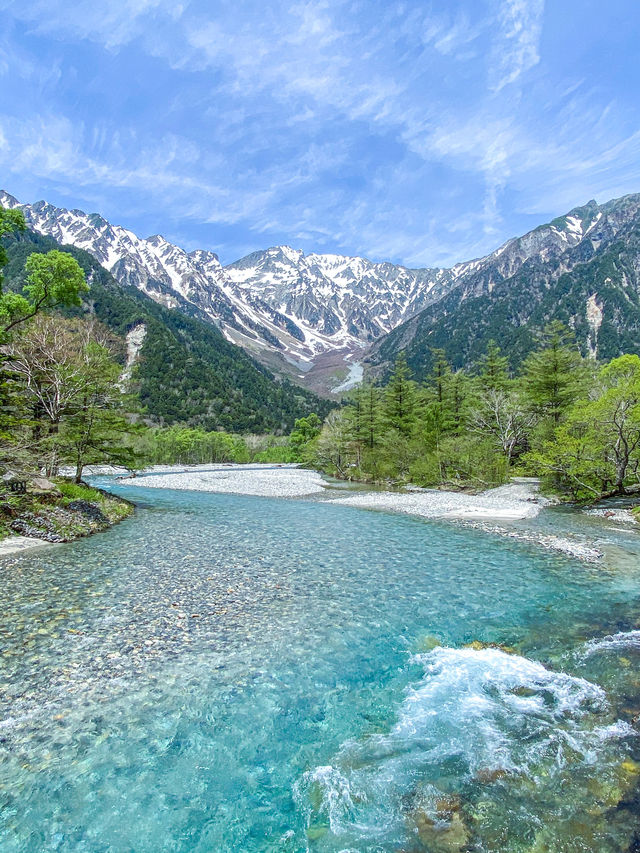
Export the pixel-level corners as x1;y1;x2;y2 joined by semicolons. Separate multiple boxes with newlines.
367;192;640;379
0;190;453;391
3;189;640;392
1;227;330;431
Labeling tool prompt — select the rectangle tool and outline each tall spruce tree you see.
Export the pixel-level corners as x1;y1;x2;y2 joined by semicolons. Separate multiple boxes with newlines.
382;353;418;437
477;340;510;391
521;321;585;427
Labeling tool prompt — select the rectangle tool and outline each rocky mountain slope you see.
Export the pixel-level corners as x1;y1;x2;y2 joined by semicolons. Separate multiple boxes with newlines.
367;193;640;379
3;189;640;393
0;191;454;391
2;229;330;431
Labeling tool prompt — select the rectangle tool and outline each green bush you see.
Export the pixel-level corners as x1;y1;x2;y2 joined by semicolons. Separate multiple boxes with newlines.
252;445;296;463
56;480;102;502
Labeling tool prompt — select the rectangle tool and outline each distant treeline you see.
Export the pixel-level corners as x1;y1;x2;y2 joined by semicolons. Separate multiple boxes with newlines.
140;415;323;466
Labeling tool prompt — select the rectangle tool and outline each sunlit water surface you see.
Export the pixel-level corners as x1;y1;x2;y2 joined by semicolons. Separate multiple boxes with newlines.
1;478;640;852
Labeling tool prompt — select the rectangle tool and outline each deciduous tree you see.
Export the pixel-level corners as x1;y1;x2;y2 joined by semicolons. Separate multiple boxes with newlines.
1;250;88;334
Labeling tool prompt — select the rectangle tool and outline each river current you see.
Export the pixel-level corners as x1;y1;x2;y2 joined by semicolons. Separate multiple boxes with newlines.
1;477;640;852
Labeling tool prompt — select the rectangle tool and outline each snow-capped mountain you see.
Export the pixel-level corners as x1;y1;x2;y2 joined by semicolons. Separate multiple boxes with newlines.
225;245;453;347
0;191;458;390
368;193;640;379
3;188;639;393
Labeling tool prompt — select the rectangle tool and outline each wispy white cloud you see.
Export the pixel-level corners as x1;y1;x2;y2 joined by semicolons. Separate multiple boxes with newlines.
1;0;638;269
491;0;545;91
4;0;181;49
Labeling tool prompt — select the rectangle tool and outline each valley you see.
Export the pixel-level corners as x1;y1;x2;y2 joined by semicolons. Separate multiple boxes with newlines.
5;189;640;394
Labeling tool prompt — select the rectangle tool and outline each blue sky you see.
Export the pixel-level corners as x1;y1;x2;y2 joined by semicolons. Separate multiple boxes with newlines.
1;0;639;267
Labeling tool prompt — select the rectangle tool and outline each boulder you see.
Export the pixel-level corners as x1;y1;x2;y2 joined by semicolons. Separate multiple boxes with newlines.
28;477;62;497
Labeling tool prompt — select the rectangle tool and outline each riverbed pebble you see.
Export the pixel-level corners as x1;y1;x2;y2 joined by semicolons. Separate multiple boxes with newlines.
119;464;328;497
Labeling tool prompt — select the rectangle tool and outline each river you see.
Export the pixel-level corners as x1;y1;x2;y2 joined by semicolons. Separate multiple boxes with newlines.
1;474;639;852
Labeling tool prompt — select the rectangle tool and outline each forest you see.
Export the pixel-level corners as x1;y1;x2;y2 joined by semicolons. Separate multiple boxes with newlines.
2;203;640;504
1;226;329;435
0;205;326;488
308;329;640;501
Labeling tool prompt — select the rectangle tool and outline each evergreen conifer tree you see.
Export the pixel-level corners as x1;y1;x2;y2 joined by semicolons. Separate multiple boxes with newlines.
382;353;418;436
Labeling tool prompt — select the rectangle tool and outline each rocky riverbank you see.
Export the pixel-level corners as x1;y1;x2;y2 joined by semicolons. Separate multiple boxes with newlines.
331;479;550;521
117;463;327;498
0;477;134;556
111;467;636;564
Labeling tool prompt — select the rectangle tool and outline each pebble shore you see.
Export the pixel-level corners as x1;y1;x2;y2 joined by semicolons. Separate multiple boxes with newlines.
0;535;53;556
119;464;328;498
332;481;547;521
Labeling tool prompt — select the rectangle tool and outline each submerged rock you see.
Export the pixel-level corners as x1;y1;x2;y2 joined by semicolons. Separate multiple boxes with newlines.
409;805;470;852
416;634;443;652
463;640;518;654
306;824;329;841
473;767;513;784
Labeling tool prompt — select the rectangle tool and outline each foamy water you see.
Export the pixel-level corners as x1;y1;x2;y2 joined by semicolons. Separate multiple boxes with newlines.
1;476;639;852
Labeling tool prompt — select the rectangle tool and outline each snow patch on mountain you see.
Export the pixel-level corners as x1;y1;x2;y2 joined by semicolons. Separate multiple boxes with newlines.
1;190;458;383
4;189;637;393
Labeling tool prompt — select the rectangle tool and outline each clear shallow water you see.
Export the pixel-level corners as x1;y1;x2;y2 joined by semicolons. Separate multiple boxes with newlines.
1;480;640;852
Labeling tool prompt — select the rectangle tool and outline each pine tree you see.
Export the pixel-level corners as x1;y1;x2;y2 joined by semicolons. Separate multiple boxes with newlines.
521;321;585;427
348;383;381;450
382;354;418;437
477;340;510;392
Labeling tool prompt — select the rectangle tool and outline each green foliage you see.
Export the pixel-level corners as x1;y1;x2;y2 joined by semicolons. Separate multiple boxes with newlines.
0;206;25;286
382;354;418;436
289;413;322;461
145;426;250;465
56;480;104;502
1;249;87;334
311;331;640;499
252;444;297;463
2;314;143;480
521;321;586;428
477;341;511;392
525;354;640;499
0;353;26;443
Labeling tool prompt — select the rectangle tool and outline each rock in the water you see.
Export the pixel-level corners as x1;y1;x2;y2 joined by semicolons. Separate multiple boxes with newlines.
464;640;518;654
411;808;469;852
306;825;329;841
416;634;443;652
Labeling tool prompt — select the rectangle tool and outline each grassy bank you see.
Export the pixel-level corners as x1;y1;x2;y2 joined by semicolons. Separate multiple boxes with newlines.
0;479;133;543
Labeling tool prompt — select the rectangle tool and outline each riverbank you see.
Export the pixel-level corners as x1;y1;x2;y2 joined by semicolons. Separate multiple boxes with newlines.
117;465;548;518
0;478;134;556
117;463;327;497
110;466;640;563
330;479;549;521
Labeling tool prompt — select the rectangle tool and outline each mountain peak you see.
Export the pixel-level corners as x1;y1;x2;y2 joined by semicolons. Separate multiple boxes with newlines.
0;189;20;208
7;187;640;395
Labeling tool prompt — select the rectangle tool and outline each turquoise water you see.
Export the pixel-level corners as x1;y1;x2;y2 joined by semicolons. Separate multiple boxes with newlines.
1;480;640;852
